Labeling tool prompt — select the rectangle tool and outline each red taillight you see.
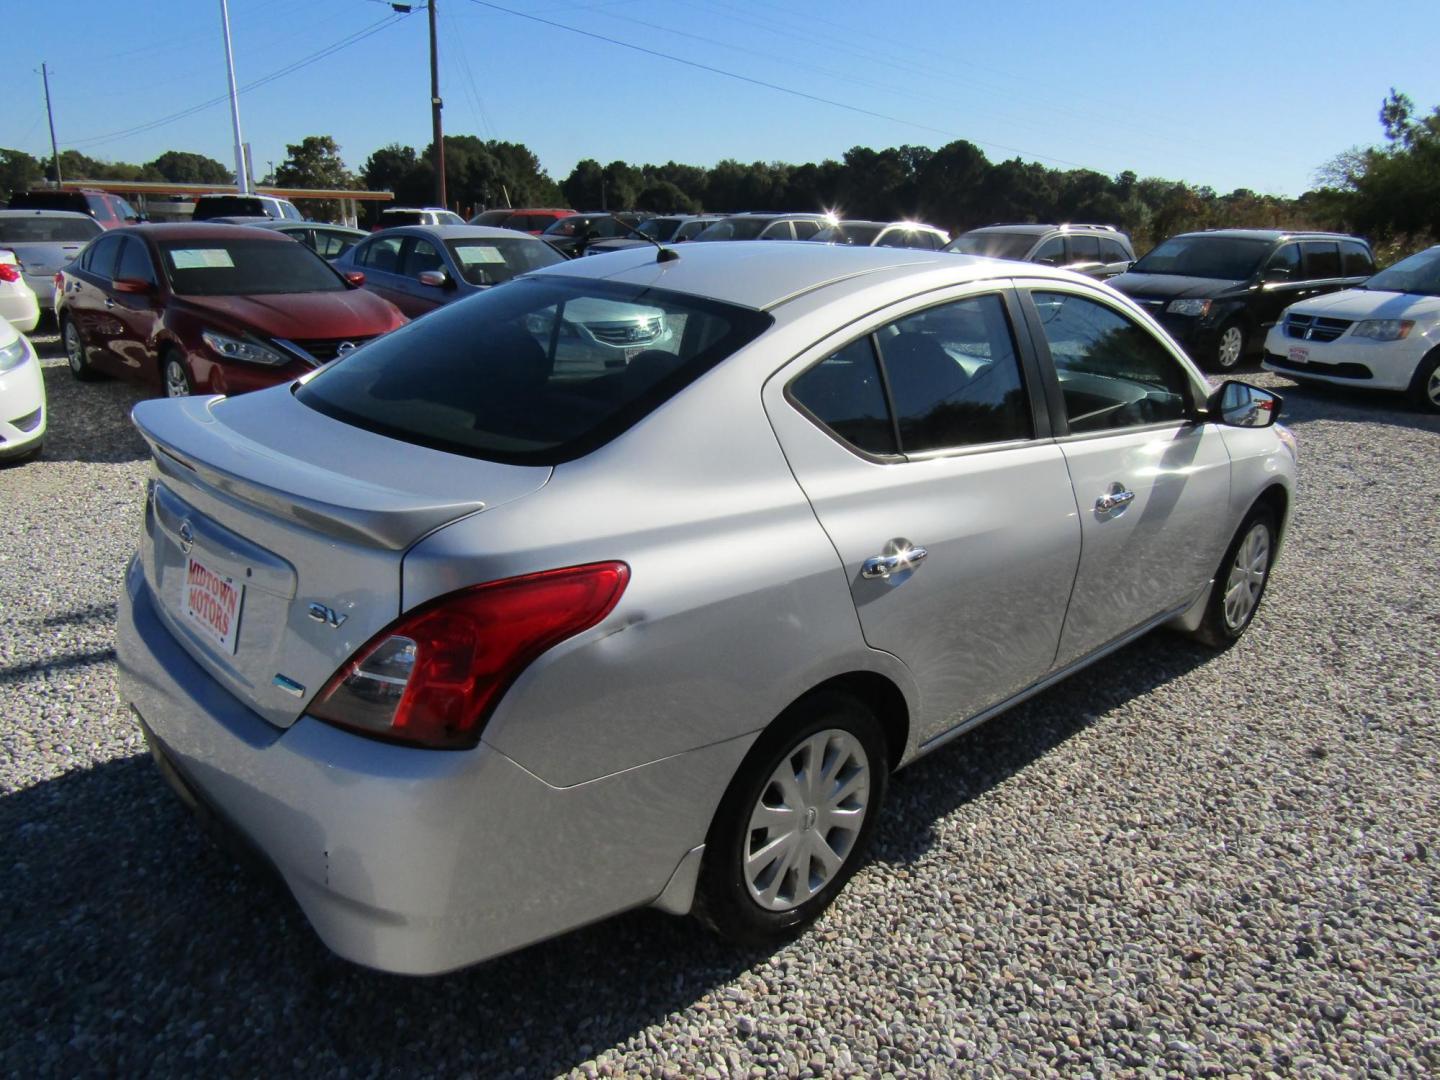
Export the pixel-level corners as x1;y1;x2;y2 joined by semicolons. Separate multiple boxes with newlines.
54;272;64;292
309;562;630;749
0;264;19;283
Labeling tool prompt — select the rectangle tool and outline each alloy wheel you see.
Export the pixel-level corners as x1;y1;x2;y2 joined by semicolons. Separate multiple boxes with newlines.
1428;365;1440;408
744;728;870;912
1223;521;1271;630
163;359;191;398
64;321;84;374
1216;325;1244;370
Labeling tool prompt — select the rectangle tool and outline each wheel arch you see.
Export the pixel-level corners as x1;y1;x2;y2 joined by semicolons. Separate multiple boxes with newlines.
1251;481;1290;551
774;670;911;775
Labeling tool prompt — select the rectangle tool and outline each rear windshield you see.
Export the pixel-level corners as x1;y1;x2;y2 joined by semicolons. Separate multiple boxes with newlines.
445;237;565;286
295;276;773;464
8;192;90;214
158;238;346;295
946;231;1038;260
194;196;269;220
0;215;103;243
383;210;427;226
1131;236;1272;280
812;223;884;246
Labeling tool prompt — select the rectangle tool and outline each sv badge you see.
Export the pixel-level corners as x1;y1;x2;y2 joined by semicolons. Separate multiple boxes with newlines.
306;602;348;628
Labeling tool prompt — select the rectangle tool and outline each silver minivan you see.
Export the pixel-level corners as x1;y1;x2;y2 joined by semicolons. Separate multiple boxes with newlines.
117;242;1295;974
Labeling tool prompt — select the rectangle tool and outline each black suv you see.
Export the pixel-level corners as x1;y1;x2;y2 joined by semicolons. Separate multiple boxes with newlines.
1109;229;1375;371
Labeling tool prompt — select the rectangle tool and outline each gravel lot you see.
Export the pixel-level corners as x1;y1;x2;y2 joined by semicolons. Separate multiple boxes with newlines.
2;330;1437;1077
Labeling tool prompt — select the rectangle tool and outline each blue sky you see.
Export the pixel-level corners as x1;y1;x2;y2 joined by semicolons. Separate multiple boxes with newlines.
6;0;1438;198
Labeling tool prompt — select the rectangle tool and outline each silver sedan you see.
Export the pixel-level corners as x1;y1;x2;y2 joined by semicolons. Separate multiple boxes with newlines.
116;242;1297;974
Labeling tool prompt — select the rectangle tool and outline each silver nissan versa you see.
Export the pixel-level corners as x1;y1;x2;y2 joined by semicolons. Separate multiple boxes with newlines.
117;241;1297;975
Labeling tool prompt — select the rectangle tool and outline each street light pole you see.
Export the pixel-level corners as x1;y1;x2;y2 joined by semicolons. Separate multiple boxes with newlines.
219;0;249;193
40;62;62;186
428;0;446;208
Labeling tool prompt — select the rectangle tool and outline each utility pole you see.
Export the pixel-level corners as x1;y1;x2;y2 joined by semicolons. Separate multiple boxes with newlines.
219;0;249;193
428;0;446;208
40;63;62;187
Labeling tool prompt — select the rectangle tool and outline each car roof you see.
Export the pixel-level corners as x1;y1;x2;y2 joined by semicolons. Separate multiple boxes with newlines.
0;209;97;220
370;224;538;240
527;240;1082;311
119;223;294;242
262;221;365;235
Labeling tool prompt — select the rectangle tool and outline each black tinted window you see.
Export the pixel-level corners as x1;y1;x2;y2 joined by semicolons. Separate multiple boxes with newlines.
790;337;897;455
1267;243;1302;276
359;235;404;272
82;234;123;279
1032;237;1065;266
159;239;344;295
1033;291;1190;433
8;192;89;214
115;237;156;285
193;196;264;220
1099;238;1131;263
1068;235;1101;264
1302;242;1341;279
878;293;1031;451
1341;241;1374;277
297;277;773;464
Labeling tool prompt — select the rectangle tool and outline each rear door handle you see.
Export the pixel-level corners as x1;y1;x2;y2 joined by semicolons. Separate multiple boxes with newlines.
1095;487;1136;513
862;543;928;580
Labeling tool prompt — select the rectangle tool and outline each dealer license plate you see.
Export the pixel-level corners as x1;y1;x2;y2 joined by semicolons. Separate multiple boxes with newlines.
1287;345;1309;365
183;555;244;654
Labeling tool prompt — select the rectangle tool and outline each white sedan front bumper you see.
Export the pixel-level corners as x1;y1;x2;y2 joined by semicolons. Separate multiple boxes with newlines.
0;333;45;458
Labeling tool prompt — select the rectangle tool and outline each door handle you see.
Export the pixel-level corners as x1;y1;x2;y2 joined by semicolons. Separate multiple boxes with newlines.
104;298;116;309
1095;487;1136;513
861;544;928;580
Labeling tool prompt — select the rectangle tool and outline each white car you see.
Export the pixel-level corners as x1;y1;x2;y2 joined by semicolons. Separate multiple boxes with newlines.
0;252;40;334
1263;245;1440;412
0;319;45;460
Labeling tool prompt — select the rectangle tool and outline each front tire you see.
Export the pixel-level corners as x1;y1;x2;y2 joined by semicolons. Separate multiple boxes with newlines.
162;352;193;398
62;316;99;381
1192;507;1277;648
694;690;889;946
1211;321;1246;372
1408;350;1440;414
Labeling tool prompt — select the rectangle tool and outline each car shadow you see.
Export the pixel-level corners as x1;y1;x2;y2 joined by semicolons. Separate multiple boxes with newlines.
1261;372;1440;435
0;628;1217;1076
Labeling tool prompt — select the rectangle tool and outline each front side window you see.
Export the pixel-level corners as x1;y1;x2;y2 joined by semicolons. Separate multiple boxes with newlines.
1266;243;1302;277
159;239;345;296
1099;238;1131;263
402;238;443;277
296;276;773;464
312;230;355;258
1032;236;1065;266
1032;291;1190;434
789;292;1031;456
115;237;156;285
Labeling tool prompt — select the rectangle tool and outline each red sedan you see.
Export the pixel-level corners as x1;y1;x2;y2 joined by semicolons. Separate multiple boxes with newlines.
55;224;406;397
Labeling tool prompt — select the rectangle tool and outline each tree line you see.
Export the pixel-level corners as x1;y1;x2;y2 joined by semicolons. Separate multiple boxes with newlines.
2;90;1433;258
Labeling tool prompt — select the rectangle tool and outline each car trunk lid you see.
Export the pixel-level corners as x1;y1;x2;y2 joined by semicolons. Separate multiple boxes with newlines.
131;387;551;729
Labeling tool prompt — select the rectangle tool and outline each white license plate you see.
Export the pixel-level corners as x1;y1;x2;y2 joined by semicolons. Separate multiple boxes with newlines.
1288;345;1310;365
183;555;244;654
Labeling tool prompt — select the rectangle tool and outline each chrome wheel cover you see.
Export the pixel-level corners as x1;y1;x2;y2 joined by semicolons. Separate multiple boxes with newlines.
64;321;84;373
1223;522;1271;630
163;359;191;398
1427;365;1440;407
744;728;870;912
1216;326;1244;369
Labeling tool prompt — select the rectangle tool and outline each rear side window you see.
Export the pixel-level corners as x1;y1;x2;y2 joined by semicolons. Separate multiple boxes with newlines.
1032;291;1190;434
296;277;773;464
791;220;822;240
1341;241;1374;277
1267;243;1302;276
402;238;443;277
81;234;123;279
789;292;1031;456
1068;235;1101;264
312;230;355;258
1302;241;1341;279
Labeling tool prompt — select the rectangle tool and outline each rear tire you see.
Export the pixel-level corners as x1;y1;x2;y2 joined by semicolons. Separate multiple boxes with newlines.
693;690;889;946
62;316;99;381
1192;507;1277;648
1408;350;1440;414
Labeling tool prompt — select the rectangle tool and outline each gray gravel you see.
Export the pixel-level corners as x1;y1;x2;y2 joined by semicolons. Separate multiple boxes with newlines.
2;336;1437;1077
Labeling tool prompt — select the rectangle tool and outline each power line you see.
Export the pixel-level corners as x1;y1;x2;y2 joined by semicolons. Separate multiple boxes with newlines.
65;11;409;151
466;0;1098;171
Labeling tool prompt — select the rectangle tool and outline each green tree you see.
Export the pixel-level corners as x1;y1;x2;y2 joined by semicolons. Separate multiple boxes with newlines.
147;150;231;184
274;135;357;190
0;148;43;203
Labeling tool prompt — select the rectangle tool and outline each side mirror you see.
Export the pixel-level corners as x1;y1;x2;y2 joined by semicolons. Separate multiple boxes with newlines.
1210;380;1281;428
343;271;366;287
417;269;449;288
112;278;154;295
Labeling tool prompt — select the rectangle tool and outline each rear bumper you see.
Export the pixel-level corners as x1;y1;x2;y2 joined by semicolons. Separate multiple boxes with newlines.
116;555;752;974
